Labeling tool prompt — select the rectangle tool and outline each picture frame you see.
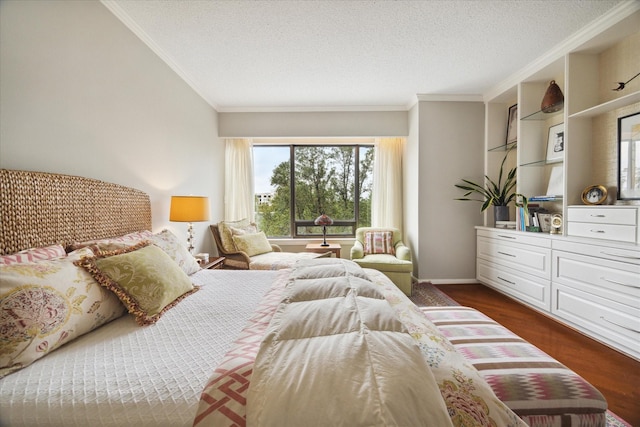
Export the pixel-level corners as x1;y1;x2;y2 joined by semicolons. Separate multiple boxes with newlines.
537;213;553;233
505;104;517;145
581;184;608;205
617;111;640;200
546;122;564;163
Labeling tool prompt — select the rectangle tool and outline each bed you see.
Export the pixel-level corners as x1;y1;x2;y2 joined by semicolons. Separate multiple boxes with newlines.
0;169;606;426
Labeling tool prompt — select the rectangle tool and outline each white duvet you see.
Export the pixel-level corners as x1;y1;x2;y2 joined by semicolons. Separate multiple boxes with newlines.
0;269;277;427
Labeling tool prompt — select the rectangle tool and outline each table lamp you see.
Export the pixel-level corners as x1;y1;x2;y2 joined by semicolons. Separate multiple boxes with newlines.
169;196;210;253
314;213;333;247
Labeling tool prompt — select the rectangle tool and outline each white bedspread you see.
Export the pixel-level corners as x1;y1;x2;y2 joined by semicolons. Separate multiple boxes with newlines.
0;269;277;427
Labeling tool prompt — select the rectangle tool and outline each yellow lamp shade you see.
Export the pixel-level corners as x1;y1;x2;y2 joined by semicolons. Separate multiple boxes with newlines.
169;196;210;222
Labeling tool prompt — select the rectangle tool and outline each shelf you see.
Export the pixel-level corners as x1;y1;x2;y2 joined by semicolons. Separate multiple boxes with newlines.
569;91;640;119
521;108;563;121
488;142;517;152
520;159;563;167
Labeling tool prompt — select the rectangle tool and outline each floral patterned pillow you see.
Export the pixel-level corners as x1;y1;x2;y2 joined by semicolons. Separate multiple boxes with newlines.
76;243;199;326
0;247;126;378
149;229;201;275
0;244;66;265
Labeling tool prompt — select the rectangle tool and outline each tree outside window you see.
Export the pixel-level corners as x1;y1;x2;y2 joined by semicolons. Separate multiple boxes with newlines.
254;144;373;238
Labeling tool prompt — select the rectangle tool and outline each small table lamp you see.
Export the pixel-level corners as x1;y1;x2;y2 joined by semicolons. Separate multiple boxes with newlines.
170;196;210;253
314;214;333;247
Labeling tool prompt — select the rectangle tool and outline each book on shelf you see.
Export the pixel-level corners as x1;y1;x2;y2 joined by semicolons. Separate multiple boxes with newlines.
516;204;549;232
528;195;563;202
495;221;516;229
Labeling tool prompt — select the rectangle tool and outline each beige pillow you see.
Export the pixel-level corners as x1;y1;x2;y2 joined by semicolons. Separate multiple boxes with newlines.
232;231;273;257
0;247;126;378
76;243;199;326
150;229;201;275
218;219;257;253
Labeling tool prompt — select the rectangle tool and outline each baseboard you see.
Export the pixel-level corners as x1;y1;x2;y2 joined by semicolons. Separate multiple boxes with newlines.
420;279;480;285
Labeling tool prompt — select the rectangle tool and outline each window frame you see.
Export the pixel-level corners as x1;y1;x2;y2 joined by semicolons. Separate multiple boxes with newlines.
254;142;373;239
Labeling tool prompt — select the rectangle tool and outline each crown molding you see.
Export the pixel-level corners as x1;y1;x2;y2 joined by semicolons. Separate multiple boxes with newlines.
484;0;640;102
416;94;484;103
216;104;411;113
100;0;220;111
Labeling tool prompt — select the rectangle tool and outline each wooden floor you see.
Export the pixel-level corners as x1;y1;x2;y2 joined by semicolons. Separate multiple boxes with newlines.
436;284;640;426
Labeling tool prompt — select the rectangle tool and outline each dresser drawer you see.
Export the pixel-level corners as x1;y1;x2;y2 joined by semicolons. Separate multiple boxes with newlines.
477;236;551;279
477;259;550;311
552;283;640;359
477;228;551;248
567;206;638;225
553;250;640;302
567;222;636;243
553;239;640;265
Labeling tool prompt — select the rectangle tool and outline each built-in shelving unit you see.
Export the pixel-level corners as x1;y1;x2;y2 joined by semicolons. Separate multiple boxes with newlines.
483;5;640;231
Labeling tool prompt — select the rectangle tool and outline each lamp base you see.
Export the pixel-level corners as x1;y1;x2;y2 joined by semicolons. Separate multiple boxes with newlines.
320;243;330;247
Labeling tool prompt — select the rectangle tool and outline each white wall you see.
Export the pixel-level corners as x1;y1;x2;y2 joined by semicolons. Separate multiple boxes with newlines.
219;111;408;137
0;0;222;255
416;101;485;282
404;103;420;277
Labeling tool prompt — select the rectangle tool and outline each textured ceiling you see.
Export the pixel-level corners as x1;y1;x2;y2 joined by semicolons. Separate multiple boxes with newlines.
106;0;626;111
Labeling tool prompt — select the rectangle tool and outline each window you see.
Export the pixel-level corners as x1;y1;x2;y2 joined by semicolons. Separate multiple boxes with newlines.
254;144;373;238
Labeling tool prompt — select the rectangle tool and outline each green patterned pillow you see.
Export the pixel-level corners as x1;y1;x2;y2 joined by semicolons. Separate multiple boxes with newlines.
232;231;272;257
76;243;199;326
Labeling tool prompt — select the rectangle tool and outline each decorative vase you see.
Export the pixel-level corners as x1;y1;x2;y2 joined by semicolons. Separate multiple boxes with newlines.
541;80;564;113
494;205;510;225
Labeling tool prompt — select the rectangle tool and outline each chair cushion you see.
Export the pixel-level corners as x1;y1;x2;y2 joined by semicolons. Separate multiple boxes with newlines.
363;230;395;255
352;254;413;273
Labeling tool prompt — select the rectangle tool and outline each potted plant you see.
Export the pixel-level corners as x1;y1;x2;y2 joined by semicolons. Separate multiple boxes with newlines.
454;148;518;223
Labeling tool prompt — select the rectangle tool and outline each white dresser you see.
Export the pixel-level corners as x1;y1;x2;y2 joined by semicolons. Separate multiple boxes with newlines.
476;206;640;360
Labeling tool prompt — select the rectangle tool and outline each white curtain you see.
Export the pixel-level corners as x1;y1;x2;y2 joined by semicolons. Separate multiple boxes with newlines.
224;138;255;222
372;137;405;231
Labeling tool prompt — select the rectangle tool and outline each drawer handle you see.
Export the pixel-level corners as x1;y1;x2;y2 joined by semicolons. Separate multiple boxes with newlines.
590;214;606;218
600;316;640;334
590;229;606;234
498;235;516;239
498;251;516;258
601;251;640;260
601;277;640;289
498;276;515;285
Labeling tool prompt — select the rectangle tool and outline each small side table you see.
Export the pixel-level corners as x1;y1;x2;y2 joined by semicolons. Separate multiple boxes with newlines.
305;243;341;258
199;256;225;270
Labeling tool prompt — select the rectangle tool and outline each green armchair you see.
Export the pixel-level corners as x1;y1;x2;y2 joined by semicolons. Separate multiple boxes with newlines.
350;227;413;296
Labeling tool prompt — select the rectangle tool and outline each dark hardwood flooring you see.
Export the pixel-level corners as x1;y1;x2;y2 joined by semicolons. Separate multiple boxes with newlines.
436;283;640;426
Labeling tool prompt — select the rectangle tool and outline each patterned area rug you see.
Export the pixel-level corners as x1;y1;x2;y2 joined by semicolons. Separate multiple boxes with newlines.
410;281;460;307
409;281;632;427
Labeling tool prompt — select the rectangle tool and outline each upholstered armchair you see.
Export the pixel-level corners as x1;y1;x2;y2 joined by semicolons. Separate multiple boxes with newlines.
210;220;329;270
350;227;413;296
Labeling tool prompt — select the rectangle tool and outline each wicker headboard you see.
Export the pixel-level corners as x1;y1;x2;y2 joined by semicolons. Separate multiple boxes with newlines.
0;169;152;255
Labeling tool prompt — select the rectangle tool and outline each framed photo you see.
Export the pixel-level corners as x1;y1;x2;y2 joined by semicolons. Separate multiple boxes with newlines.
617;111;640;200
537;213;553;233
581;185;608;205
546;123;565;163
505;104;517;145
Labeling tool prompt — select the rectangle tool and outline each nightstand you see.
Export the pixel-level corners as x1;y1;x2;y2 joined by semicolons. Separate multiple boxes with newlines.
305;243;341;258
199;256;225;270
